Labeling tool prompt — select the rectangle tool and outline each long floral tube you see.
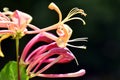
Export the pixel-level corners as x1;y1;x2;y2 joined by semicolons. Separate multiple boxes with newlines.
25;42;74;64
34;48;75;74
0;12;10;21
31;69;86;78
26;47;75;73
25;43;57;63
20;33;55;62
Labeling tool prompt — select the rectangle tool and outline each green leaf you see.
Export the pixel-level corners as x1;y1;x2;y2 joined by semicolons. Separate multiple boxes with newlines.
0;61;29;80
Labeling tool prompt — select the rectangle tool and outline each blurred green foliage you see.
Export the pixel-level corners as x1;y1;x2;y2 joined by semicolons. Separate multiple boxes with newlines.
0;0;120;80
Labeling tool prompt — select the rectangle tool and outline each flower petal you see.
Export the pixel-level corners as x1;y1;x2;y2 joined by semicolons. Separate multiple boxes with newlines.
20;33;54;63
0;44;4;57
27;47;75;76
0;34;11;57
25;42;58;63
33;69;85;78
12;10;32;28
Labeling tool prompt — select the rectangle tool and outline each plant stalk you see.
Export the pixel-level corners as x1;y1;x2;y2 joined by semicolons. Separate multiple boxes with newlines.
16;37;21;80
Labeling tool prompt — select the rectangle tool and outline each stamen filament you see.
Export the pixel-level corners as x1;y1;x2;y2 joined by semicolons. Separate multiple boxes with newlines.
35;55;63;75
67;44;86;49
68;37;88;42
66;8;80;18
62;17;86;25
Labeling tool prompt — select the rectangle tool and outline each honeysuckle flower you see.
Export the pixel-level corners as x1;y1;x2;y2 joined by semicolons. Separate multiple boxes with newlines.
20;2;87;78
20;32;86;78
0;8;40;57
36;2;87;48
18;2;87;52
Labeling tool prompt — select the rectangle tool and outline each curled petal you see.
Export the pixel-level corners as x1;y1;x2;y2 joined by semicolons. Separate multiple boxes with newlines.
27;47;75;75
20;33;54;63
0;44;4;57
12;10;32;29
26;43;74;64
0;12;10;21
42;47;74;63
35;55;64;75
25;42;58;63
0;34;11;57
32;69;85;78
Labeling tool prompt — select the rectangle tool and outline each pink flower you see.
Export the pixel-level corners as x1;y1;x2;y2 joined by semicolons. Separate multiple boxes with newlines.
38;2;87;48
0;8;40;57
20;32;86;78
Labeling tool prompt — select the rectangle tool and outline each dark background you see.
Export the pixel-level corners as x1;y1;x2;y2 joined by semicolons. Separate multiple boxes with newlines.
0;0;120;80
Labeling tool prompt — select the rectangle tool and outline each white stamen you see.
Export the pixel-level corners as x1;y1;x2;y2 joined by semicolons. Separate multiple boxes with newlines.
67;49;79;66
69;37;88;42
67;44;86;49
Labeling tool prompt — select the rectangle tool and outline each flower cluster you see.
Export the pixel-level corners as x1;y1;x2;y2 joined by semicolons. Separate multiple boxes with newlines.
0;2;87;79
0;8;40;57
20;33;86;78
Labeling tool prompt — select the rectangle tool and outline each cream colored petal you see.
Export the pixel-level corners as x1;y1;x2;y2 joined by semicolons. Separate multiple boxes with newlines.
0;34;10;57
0;43;4;57
0;34;10;42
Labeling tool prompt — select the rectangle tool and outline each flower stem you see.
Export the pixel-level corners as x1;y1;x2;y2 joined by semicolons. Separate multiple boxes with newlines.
16;37;21;80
